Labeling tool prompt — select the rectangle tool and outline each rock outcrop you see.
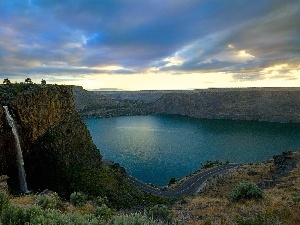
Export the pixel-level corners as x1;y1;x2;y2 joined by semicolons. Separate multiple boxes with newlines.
273;151;300;179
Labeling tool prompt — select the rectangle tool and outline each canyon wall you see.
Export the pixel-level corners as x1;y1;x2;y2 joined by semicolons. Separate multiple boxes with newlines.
73;87;300;124
154;88;300;123
73;86;154;117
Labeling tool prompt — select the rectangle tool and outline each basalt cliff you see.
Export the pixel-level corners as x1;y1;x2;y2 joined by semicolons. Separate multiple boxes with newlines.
76;87;300;123
0;85;138;206
154;88;300;123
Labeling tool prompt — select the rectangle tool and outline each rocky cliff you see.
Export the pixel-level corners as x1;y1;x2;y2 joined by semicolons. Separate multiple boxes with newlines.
72;88;300;123
0;84;103;194
0;84;169;208
154;88;300;123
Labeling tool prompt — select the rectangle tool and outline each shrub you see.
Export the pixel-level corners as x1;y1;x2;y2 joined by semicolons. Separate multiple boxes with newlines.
1;204;42;225
147;204;174;223
0;192;10;214
95;204;113;222
70;192;87;207
109;212;164;225
30;210;101;225
228;181;263;202
235;213;286;225
94;196;109;207
201;160;222;169
37;194;58;209
168;177;177;186
292;195;300;203
1;205;102;225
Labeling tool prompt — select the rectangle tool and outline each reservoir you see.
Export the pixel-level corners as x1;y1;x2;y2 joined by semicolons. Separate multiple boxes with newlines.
85;115;300;186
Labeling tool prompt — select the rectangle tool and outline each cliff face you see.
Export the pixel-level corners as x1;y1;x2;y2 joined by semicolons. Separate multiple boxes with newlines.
0;85;102;194
154;88;300;123
73;86;154;118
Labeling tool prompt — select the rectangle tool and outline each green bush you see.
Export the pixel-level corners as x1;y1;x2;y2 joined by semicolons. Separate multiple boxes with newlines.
94;196;109;207
30;210;101;225
1;204;102;225
292;195;300;203
147;204;174;223
201;160;223;169
70;192;87;207
37;194;59;209
95;204;113;222
168;177;177;186
228;181;263;202
0;192;10;214
1;204;42;225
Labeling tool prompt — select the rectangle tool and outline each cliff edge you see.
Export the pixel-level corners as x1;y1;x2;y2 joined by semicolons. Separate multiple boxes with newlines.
0;84;145;208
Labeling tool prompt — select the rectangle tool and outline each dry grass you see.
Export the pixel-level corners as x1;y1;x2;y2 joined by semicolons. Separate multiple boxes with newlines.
10;194;36;206
63;202;96;215
173;162;300;225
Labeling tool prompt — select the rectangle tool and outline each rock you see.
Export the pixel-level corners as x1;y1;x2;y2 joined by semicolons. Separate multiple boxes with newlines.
257;180;280;189
273;151;300;179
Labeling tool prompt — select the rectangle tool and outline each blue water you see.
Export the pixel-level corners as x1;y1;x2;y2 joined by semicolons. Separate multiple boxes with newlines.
84;115;300;186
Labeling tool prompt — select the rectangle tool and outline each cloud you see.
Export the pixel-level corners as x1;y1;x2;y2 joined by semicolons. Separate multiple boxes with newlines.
0;0;299;87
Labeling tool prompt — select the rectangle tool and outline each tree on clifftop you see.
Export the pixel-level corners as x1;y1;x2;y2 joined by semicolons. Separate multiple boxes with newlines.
41;79;46;85
25;78;33;84
3;78;11;84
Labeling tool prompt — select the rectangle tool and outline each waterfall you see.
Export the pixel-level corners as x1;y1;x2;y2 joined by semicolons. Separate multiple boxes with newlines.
3;106;29;193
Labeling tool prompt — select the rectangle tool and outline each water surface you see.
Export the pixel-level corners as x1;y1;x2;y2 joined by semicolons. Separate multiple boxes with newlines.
85;115;300;186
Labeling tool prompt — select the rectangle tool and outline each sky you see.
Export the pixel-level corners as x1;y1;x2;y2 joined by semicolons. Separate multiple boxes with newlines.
0;0;299;90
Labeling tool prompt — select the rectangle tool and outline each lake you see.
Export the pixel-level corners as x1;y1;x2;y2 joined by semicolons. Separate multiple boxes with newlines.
84;115;300;186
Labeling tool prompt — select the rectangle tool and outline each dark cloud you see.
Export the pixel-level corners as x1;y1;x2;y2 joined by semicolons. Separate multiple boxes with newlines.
0;0;299;82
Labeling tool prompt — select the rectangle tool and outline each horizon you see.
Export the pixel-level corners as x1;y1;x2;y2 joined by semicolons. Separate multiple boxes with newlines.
0;1;299;90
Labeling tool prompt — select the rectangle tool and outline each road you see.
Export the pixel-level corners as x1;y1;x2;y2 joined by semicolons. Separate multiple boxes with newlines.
127;164;239;198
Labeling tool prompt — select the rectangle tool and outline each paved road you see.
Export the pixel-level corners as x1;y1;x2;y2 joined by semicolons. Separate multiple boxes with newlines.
128;164;239;198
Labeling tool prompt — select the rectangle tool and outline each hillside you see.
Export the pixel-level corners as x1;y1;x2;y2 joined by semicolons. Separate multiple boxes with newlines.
1;152;300;224
173;151;300;224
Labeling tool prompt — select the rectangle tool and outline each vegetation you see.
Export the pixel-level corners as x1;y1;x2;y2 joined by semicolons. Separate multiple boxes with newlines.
147;204;174;224
95;204;113;222
37;192;59;210
201;160;223;169
70;192;87;207
25;77;33;84
169;177;177;186
228;181;263;202
235;212;287;225
292;195;300;203
2;78;11;85
0;194;175;225
0;192;10;214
